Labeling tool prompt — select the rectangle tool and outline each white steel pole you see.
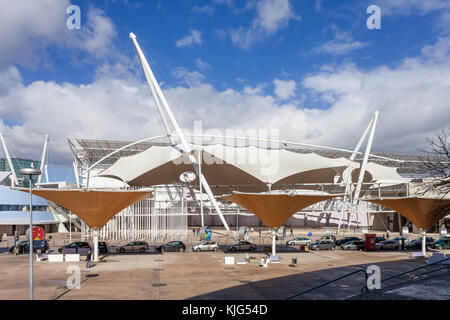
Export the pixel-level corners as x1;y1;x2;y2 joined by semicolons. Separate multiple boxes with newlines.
44;164;49;184
421;229;427;257
338;115;375;233
271;229;276;257
129;32;229;231
349;111;379;228
93;229;99;261
0;131;18;186
69;211;72;243
37;135;48;184
73;159;80;188
199;149;204;227
29;176;34;300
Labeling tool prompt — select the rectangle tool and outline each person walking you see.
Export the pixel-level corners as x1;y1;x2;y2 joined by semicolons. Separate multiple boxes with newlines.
14;229;19;247
290;228;293;237
86;249;92;268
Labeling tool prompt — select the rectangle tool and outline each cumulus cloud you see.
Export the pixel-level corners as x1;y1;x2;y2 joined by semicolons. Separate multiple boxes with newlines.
273;79;296;100
374;0;450;15
0;0;119;68
191;5;215;15
195;58;212;71
312;28;369;55
172;67;205;86
230;0;300;50
0;9;449;165
175;30;203;48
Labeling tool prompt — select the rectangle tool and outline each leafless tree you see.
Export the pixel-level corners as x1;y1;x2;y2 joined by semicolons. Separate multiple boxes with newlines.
420;129;450;197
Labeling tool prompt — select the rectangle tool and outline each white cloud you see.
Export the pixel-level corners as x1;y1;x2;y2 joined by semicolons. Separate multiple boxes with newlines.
175;30;203;48
195;58;212;71
375;0;450;15
172;67;205;86
230;0;300;50
0;0;119;68
191;5;215;15
374;0;450;31
273;79;296;100
0;35;449;163
312;28;369;55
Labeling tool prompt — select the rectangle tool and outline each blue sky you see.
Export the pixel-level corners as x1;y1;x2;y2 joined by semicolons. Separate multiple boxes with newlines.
17;0;440;92
0;0;449;182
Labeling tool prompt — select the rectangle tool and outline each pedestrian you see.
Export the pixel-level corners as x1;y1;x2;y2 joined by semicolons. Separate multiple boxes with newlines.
258;229;261;238
290;228;293;237
86;249;92;268
192;228;195;236
14;229;19;246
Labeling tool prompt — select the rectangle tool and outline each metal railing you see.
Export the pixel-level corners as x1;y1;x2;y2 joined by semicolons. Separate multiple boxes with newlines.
285;268;368;300
373;257;450;289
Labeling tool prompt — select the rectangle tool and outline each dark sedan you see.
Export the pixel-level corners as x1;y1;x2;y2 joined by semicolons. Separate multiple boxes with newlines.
335;237;360;246
9;240;49;254
58;242;91;255
156;241;186;252
375;237;386;243
406;237;435;250
99;241;108;253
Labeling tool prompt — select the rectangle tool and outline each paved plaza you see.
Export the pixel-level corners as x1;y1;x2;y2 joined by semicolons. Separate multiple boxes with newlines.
1;229;448;300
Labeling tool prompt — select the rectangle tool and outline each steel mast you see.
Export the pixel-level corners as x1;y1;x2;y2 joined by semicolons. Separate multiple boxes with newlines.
129;32;230;231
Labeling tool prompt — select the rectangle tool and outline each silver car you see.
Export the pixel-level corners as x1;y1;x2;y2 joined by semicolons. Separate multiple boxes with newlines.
227;241;257;252
193;241;219;252
341;240;365;250
117;241;149;253
286;237;312;246
376;240;399;250
310;240;336;251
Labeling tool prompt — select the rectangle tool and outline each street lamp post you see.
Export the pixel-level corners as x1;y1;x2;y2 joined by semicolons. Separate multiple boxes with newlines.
19;168;41;301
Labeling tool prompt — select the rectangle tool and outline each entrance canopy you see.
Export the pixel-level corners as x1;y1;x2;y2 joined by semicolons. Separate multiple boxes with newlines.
223;192;342;228
99;144;403;194
18;188;152;229
364;197;450;229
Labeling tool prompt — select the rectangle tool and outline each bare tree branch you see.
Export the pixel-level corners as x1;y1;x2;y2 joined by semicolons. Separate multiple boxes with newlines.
418;129;450;197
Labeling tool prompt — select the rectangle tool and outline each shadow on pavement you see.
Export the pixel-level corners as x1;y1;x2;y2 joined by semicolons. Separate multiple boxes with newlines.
187;258;439;300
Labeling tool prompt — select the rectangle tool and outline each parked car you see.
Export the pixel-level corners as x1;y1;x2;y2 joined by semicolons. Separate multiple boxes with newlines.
156;241;186;252
341;240;365;251
98;241;109;253
335;237;360;246
58;241;91;254
392;237;410;244
375;237;386;243
376;240;399;250
193;241;219;252
320;235;337;243
117;241;149;253
9;240;49;254
310;240;336;251
226;241;257;252
432;238;450;250
405;237;435;250
286;237;312;246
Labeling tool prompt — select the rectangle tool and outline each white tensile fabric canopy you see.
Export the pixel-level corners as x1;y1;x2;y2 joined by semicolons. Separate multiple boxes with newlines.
98;144;404;194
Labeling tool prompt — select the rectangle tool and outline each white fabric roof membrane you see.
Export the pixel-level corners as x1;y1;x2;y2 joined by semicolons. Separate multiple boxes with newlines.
98;144;404;194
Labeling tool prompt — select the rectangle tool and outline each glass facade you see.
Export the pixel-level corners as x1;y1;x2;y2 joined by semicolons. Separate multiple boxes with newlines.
0;204;48;211
0;158;41;187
